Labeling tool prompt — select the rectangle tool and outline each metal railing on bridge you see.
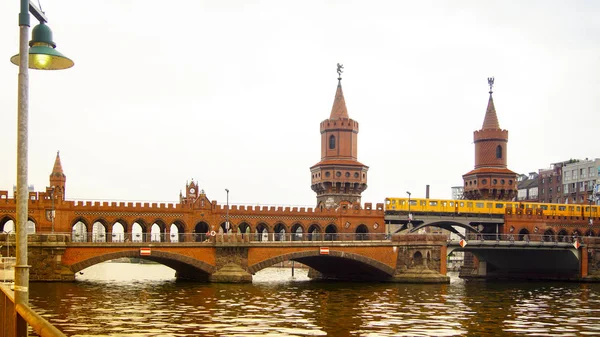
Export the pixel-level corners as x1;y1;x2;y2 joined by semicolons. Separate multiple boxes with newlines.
30;232;392;244
460;233;587;244
1;284;66;337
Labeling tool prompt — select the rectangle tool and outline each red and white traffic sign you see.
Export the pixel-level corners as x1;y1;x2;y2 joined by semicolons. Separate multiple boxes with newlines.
459;239;467;248
320;247;329;255
140;248;151;256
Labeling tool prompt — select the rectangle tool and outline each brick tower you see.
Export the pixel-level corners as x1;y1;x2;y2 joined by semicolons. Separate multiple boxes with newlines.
310;65;369;208
463;78;517;200
48;151;66;201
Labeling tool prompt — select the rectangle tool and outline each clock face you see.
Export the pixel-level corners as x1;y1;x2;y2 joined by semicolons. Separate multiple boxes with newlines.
190;188;196;194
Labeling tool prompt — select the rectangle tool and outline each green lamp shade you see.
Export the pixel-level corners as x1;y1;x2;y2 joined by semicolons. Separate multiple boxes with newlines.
10;22;74;70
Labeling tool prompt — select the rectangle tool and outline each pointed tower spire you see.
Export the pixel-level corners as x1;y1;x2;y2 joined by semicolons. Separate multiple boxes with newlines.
330;63;349;119
52;151;65;177
49;151;66;200
311;64;369;208
481;77;500;130
462;77;517;201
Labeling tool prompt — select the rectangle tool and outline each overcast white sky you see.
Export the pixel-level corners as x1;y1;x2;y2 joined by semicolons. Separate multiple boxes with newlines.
0;1;598;207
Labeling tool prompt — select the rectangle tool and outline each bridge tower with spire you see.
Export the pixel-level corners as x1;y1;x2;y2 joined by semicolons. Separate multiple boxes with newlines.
310;64;369;208
48;151;66;201
462;78;518;200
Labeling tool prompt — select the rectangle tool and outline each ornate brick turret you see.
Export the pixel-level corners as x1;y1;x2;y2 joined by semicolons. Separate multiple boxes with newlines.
463;78;518;200
310;65;369;208
48;151;66;201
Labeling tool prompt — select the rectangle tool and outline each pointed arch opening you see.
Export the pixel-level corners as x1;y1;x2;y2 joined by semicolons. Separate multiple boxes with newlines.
274;223;287;241
92;221;107;242
256;223;269;241
355;224;368;241
291;223;304;241
72;220;88;242
325;224;337;241
329;135;336;149
518;228;530;241
557;229;568;242
308;224;321;241
496;145;503;159
194;222;210;242
543;229;555;242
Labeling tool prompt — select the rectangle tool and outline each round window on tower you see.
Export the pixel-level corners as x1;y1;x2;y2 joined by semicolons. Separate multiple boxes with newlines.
482;179;487;185
325;172;330;177
354;172;359;178
345;172;350;177
336;172;341;177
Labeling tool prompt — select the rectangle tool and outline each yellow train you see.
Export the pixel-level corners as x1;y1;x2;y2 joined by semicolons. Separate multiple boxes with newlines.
384;197;599;218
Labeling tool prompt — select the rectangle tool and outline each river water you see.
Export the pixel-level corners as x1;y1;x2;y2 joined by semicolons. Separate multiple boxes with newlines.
26;263;600;336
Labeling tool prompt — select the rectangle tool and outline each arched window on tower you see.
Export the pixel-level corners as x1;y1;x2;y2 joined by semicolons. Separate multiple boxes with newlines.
329;135;335;149
496;145;502;159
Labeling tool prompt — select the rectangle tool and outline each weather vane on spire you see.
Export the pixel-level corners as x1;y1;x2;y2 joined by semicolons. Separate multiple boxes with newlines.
337;63;344;81
487;76;495;94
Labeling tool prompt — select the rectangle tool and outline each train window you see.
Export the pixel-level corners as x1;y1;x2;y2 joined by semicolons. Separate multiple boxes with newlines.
487;203;492;208
569;206;574;211
442;202;447;207
467;202;472;207
559;206;566;211
460;202;465;207
429;201;438;206
550;206;556;211
410;200;417;205
540;205;548;210
495;203;504;208
476;202;484;208
420;201;426;206
576;207;581;211
450;202;454;207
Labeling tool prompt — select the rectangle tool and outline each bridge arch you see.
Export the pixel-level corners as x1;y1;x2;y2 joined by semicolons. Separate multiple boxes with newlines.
409;221;478;237
324;224;337;241
238;222;251;235
71;218;89;242
356;224;369;240
255;223;269;241
0;216;15;232
291;223;304;241
273;223;287;241
556;229;568;242
543;229;555;242
247;250;396;278
111;219;129;236
69;250;216;280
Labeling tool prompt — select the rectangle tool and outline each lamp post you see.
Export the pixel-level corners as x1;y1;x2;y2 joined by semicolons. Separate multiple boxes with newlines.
225;189;230;233
406;191;412;226
589;197;594;233
50;186;55;233
3;231;14;284
10;0;73;331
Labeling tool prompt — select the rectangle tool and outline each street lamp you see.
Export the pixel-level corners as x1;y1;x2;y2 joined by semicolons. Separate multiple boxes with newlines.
589;197;594;230
225;189;230;233
406;191;412;226
2;231;14;284
50;185;55;233
10;0;73;327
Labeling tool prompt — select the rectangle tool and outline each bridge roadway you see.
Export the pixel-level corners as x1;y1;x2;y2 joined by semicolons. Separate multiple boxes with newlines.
20;233;450;283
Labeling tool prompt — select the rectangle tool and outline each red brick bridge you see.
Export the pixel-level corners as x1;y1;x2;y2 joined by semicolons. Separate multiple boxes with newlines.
8;234;449;283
